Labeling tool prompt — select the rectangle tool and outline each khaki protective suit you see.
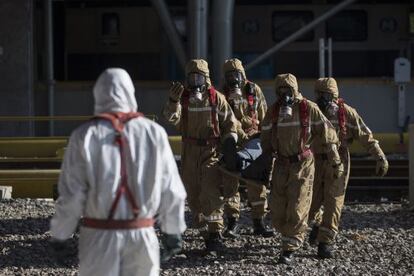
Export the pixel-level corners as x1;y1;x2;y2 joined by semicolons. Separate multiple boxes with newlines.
163;59;238;233
309;77;386;244
221;58;269;220
260;73;341;251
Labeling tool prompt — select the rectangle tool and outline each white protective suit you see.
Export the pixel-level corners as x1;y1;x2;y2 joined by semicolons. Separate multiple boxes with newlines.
50;68;187;276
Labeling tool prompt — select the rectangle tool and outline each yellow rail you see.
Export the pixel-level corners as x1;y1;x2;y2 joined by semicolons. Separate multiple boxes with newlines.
0;133;408;199
0;169;59;198
0;114;158;121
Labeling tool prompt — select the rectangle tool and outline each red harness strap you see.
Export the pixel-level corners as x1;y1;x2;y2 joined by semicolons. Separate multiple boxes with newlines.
272;99;312;163
224;81;258;133
181;87;220;143
181;90;190;137
271;102;281;151
82;112;155;230
245;81;258;133
299;99;310;152
337;98;347;142
208;87;220;137
272;102;280;124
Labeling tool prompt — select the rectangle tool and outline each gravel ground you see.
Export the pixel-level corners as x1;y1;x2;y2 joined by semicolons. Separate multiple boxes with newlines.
0;199;413;275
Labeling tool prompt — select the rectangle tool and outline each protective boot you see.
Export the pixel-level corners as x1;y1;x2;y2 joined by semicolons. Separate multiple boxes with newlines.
192;216;207;229
309;225;319;246
278;250;294;265
253;218;274;238
318;242;334;259
205;232;225;255
223;217;241;238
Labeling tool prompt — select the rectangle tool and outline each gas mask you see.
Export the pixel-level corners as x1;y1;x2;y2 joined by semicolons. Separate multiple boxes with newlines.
187;72;207;103
225;70;244;100
277;87;295;119
317;92;338;117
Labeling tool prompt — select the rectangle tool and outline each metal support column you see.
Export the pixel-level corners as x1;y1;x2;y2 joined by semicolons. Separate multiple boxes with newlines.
212;0;234;84
188;0;208;59
150;0;187;70
398;84;406;128
319;38;325;78
319;37;333;78
246;0;356;71
328;37;333;77
44;0;55;136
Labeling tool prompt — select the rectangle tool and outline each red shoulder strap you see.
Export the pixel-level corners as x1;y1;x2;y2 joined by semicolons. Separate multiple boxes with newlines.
208;87;220;137
94;112;143;220
181;90;190;137
299;99;309;151
95;112;143;132
223;86;230;99
272;102;280;125
245;81;258;130
337;98;347;140
245;81;256;108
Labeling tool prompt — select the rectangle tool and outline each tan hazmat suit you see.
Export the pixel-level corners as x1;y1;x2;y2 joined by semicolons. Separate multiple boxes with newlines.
163;59;238;233
221;58;269;220
309;77;387;244
260;73;341;251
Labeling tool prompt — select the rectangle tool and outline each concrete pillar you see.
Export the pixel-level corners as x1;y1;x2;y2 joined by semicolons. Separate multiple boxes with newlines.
188;0;208;59
211;0;234;85
319;38;325;78
409;124;414;209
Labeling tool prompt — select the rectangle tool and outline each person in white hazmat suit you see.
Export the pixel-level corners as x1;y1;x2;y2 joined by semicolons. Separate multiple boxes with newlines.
49;68;187;276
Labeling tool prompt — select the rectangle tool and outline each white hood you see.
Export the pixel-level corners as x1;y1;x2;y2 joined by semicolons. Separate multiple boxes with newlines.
93;68;138;115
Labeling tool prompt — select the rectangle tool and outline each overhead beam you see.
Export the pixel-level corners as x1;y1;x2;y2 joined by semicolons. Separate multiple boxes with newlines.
150;0;187;70
245;0;357;71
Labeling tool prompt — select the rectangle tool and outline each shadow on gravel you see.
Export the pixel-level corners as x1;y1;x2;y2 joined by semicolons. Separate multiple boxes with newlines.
0;237;78;269
340;208;414;230
0;218;51;235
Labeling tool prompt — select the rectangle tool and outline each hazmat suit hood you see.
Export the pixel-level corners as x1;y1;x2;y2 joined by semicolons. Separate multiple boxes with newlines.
223;58;247;80
185;59;212;87
274;73;301;100
93;68;138;115
314;77;339;100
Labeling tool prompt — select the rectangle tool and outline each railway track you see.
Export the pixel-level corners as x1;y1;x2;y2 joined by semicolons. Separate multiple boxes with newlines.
346;157;408;202
0;154;408;202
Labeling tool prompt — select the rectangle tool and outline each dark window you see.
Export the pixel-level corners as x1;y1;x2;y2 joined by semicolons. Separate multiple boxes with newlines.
272;11;314;42
102;13;120;36
326;10;368;41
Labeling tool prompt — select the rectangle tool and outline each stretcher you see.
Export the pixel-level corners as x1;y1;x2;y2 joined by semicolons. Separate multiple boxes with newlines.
218;165;269;187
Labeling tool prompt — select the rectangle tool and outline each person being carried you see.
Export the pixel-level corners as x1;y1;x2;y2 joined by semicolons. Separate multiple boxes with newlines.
220;58;274;238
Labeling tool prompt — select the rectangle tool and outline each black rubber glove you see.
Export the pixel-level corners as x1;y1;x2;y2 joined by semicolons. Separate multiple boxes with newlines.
49;238;75;265
222;137;239;171
160;233;183;263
